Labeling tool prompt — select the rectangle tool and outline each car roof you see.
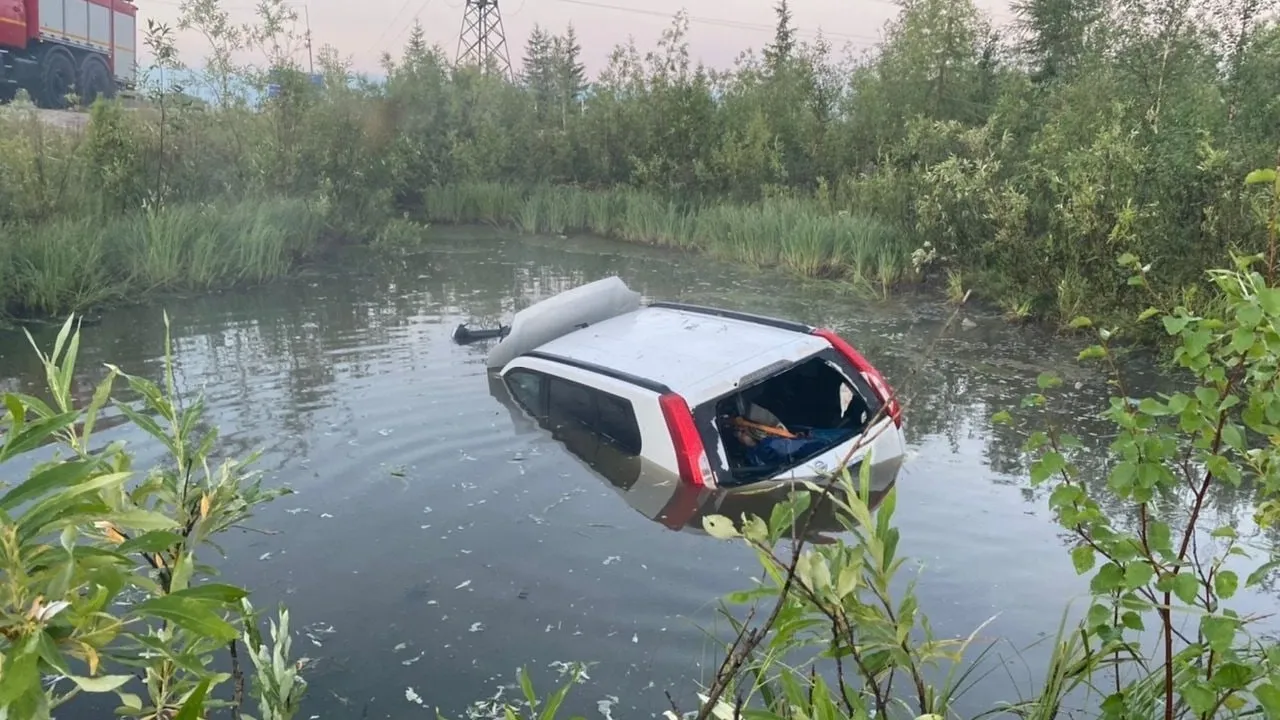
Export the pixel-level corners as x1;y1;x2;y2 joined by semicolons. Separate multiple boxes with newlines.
530;305;832;401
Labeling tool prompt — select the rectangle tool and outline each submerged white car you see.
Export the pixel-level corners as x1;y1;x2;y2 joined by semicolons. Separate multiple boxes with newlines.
468;276;907;493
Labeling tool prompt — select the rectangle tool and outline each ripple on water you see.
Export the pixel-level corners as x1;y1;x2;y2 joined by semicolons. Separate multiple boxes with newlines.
0;232;1266;719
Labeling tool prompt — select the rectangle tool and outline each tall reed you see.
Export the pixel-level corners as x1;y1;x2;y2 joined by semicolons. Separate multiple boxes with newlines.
421;183;912;289
1;198;326;317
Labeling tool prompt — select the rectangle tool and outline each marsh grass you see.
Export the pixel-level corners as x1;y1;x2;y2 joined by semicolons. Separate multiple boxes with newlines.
423;183;913;289
1;198;326;317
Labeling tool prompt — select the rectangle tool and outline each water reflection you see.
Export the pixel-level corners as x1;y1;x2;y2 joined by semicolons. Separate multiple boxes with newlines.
0;228;1274;718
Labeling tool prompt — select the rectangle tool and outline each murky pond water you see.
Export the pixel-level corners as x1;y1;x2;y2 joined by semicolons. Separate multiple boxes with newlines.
2;228;1276;718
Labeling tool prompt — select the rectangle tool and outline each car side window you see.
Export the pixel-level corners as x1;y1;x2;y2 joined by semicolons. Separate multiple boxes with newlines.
543;376;643;456
506;370;545;415
597;393;642;455
547;377;596;430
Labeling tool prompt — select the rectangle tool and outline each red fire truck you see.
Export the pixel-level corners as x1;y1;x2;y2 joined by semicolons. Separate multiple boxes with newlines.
0;0;136;107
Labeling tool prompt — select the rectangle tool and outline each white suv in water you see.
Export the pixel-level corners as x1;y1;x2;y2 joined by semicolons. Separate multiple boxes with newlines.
478;277;907;492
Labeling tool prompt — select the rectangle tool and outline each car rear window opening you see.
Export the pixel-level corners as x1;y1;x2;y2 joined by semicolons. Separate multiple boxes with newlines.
704;352;881;485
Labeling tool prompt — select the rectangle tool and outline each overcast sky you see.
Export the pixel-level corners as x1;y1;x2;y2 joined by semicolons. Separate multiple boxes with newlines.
137;0;1015;78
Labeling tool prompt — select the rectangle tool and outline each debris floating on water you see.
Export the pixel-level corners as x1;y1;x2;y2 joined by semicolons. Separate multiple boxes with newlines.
402;653;424;666
258;552;272;561
603;556;620;566
469;622;485;633
455;580;472;590
405;687;424;706
393;643;407;652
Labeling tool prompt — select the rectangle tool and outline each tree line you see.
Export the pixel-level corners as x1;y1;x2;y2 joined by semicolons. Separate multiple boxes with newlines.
3;0;1280;324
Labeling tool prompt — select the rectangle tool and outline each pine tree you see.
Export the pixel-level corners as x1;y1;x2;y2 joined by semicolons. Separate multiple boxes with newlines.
763;0;796;74
1012;0;1105;83
553;24;587;119
404;20;428;67
522;25;555;117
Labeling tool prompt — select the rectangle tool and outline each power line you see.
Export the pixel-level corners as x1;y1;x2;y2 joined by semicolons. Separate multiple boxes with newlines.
552;0;882;44
368;0;420;58
386;0;436;54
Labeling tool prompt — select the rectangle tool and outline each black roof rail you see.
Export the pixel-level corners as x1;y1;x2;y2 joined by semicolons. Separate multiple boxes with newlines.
522;351;674;395
647;301;813;334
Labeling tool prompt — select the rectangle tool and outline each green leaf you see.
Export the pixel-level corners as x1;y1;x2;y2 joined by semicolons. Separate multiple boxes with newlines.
170;552;195;593
1117;252;1138;266
1068;316;1092;329
1163;315;1190;335
1078;345;1107;361
702;515;740;540
174;678;212;720
1256;683;1280;717
1086;603;1110;628
1091;563;1124;593
1221;424;1245;453
130;595;240;643
1120;611;1144;631
1245;168;1277;185
1180;681;1216;715
991;410;1013;425
108;509;181;532
35;630;70;675
1215;570;1239;600
1137;398;1169;416
1237;303;1263;327
1231;327;1255;354
1148;521;1172;557
1201;615;1237;653
1211;662;1254;691
741;514;768;544
68;674;133;693
117;530;183;554
0;410;80;461
1137;307;1161;322
1032;451;1067;485
1100;692;1125;718
1247;558;1280;587
1071;545;1095;575
1124;561;1154;590
1037;372;1062;390
0;458;100;512
1172;573;1200;605
169;583;250;604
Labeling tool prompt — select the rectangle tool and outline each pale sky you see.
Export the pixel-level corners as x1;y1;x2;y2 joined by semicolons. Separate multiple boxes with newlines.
137;0;1016;78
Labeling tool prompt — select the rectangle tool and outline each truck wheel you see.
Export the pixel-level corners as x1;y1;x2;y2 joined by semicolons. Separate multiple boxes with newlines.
78;56;114;106
40;48;76;109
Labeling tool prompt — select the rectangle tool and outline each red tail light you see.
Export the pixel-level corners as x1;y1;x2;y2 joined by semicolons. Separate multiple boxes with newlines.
812;328;903;428
659;393;715;488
